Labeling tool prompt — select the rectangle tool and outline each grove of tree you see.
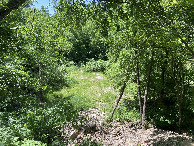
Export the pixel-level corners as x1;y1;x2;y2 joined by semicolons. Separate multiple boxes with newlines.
0;0;193;145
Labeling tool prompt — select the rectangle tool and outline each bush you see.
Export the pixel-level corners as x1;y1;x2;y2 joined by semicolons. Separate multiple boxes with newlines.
0;111;33;145
83;59;109;72
113;97;140;122
20;139;46;146
0;96;79;145
65;20;108;64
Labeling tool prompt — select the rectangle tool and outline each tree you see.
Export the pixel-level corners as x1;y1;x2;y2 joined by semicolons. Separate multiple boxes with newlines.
102;0;193;131
55;1;108;64
0;0;29;21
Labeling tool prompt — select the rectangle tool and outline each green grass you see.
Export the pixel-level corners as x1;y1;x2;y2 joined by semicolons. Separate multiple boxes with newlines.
48;66;140;122
53;68;116;111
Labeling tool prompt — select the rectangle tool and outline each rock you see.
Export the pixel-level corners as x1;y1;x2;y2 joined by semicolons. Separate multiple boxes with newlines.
70;130;79;139
96;76;103;80
148;123;154;128
128;122;133;128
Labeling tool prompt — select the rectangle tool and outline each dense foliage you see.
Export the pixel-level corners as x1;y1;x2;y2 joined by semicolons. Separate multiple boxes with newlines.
0;3;78;145
0;0;193;145
105;0;194;132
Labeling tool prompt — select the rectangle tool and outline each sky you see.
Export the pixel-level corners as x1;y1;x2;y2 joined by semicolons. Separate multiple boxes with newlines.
32;0;55;15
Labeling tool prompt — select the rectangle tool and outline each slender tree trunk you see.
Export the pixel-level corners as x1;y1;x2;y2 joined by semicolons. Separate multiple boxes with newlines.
142;52;154;129
179;70;184;133
109;64;130;122
161;65;165;99
170;58;184;133
109;81;127;122
39;64;43;103
160;50;168;99
178;64;184;133
136;62;143;124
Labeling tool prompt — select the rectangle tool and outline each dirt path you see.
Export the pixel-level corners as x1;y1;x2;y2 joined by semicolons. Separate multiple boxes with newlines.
62;107;193;146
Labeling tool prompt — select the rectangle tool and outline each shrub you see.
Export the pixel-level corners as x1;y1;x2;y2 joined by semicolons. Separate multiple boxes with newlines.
0;96;79;145
20;139;46;146
84;59;109;72
65;20;108;64
0;112;33;145
114;97;140;122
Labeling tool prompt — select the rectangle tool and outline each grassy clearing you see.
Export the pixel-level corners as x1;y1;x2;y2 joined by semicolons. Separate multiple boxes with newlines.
49;66;140;122
54;67;116;111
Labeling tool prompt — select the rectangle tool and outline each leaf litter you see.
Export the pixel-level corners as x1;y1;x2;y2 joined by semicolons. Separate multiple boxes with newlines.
61;106;193;146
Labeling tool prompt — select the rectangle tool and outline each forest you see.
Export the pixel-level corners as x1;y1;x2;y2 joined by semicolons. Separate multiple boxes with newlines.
0;0;193;145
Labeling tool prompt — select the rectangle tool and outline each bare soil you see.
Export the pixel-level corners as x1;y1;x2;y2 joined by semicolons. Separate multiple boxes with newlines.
62;107;193;146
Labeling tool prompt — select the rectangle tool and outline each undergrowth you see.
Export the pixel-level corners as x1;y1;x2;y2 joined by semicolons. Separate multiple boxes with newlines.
54;67;140;122
0;66;141;145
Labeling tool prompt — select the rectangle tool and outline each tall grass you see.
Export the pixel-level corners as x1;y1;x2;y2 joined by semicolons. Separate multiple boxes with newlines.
50;67;140;122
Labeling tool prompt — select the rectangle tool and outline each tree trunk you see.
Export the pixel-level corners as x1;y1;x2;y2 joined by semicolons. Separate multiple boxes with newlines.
179;70;184;133
142;52;154;129
170;58;184;133
109;81;127;122
39;64;43;103
161;65;165;99
160;52;168;100
136;62;143;124
109;64;130;122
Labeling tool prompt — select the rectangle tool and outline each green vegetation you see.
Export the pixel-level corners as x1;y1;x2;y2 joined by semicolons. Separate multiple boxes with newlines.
83;59;110;72
54;67;140;120
0;0;193;145
57;68;115;109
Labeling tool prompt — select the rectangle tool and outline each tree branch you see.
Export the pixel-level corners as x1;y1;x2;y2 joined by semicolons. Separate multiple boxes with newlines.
0;0;27;22
178;35;194;58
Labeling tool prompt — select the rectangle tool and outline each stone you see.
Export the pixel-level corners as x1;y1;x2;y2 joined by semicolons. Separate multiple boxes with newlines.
70;130;79;139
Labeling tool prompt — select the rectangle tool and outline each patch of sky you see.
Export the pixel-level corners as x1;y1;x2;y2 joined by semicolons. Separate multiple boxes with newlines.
31;0;56;15
31;0;94;15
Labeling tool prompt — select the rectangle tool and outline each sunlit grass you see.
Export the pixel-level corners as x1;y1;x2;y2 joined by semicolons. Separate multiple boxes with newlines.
56;68;117;111
48;66;140;122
